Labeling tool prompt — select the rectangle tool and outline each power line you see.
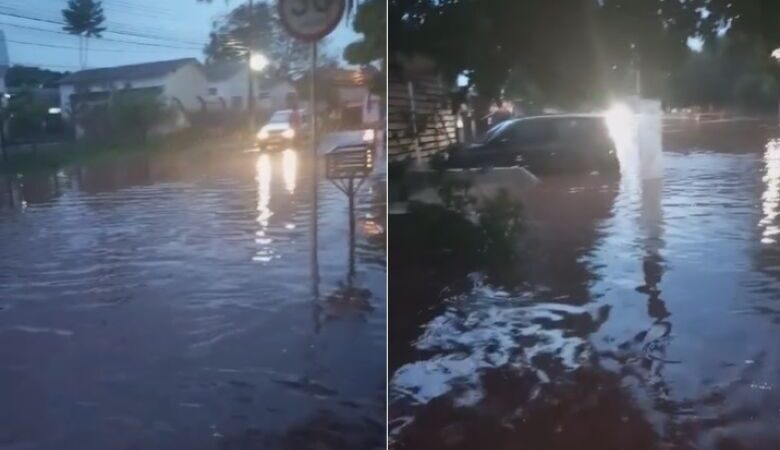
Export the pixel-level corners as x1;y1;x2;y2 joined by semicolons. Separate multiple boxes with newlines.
0;8;208;47
0;21;206;50
6;38;182;53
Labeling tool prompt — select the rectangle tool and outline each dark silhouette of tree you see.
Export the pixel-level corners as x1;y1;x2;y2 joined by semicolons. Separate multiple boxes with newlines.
344;0;384;65
61;0;106;69
204;1;312;76
389;0;713;105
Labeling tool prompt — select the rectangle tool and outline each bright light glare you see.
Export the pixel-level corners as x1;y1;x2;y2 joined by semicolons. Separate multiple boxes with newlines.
773;48;780;60
282;128;295;139
48;107;61;114
605;103;635;145
257;128;269;140
362;128;375;143
282;149;297;194
250;52;269;72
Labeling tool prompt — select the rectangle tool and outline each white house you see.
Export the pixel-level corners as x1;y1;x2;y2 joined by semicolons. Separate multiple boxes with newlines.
58;58;208;120
203;61;297;114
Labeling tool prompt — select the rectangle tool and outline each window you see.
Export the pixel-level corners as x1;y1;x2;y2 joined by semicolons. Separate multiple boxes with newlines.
208;87;218;96
231;96;243;109
513;119;557;145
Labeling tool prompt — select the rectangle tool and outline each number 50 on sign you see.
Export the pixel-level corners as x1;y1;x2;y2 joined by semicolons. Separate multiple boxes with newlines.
278;0;346;42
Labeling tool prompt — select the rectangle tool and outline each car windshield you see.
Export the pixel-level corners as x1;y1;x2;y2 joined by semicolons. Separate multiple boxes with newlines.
481;119;518;143
269;111;292;124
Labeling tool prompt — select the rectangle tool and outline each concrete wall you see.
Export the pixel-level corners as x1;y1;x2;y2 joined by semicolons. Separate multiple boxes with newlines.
258;81;296;112
60;74;168;119
206;70;248;110
163;63;208;111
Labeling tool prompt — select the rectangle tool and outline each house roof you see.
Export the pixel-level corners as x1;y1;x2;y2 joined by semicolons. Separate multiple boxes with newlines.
203;61;245;82
59;58;199;85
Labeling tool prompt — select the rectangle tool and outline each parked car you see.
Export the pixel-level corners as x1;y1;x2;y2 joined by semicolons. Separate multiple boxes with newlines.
255;109;308;151
447;114;619;174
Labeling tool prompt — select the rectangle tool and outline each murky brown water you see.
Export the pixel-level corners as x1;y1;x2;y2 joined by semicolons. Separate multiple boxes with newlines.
390;121;780;450
0;142;385;449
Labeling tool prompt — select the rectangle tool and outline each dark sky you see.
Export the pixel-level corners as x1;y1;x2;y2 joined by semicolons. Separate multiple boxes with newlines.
1;0;358;71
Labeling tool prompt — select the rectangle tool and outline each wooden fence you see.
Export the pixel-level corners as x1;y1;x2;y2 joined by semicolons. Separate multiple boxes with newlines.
387;72;457;162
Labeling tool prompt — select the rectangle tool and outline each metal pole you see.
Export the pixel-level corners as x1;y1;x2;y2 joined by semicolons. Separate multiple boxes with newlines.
347;177;355;283
247;0;256;136
310;41;319;290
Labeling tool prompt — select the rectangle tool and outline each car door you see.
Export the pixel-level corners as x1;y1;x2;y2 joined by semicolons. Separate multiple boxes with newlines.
467;121;519;167
510;119;561;172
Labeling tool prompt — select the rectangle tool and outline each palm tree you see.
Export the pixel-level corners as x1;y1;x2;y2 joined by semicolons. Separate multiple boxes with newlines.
62;0;107;69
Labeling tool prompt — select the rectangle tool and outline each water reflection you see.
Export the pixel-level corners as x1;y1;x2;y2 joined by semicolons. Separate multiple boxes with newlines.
0;143;384;450
282;149;298;194
254;153;274;263
391;123;780;449
760;139;780;244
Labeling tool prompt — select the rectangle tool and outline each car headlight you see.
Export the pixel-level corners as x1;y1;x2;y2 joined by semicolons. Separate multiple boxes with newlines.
257;129;269;140
362;128;375;143
282;129;295;139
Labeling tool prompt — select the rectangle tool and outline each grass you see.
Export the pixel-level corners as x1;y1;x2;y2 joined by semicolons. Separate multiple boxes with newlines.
0;131;244;175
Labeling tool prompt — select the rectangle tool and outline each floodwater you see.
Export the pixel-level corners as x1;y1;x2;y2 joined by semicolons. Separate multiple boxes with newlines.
0;139;386;449
390;120;780;450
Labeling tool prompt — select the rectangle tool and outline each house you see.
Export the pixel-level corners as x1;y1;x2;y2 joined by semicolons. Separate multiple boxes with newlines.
316;65;382;127
203;61;249;111
203;61;297;115
58;58;208;120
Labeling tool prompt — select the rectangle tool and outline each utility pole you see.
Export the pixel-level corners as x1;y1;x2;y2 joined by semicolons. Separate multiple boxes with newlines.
247;0;256;135
310;41;319;288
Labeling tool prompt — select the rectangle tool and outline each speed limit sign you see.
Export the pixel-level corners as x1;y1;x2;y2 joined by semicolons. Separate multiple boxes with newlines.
278;0;346;42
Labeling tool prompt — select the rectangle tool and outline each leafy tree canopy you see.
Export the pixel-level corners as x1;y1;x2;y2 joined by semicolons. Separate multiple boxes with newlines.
204;1;316;76
389;0;730;104
344;0;385;65
6;66;67;89
62;0;106;37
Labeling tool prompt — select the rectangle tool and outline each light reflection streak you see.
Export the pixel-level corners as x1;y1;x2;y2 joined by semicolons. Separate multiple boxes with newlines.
282;149;298;194
760;139;780;244
254;154;273;262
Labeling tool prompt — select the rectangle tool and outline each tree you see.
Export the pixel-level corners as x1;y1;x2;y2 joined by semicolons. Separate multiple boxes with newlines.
390;0;712;106
109;91;170;143
5;66;68;89
204;1;311;76
344;0;384;65
6;90;49;152
62;0;107;69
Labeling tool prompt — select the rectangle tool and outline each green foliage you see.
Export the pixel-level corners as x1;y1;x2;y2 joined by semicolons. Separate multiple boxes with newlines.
6;66;67;89
61;0;106;37
390;0;712;104
437;176;473;212
403;188;525;268
477;189;524;264
6;91;48;142
109;91;170;143
669;36;780;111
344;0;385;65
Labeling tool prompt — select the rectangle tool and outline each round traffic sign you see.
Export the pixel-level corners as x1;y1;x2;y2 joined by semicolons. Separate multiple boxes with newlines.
278;0;345;42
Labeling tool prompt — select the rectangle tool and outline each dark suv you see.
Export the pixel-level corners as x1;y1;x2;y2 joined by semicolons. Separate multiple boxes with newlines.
448;114;619;174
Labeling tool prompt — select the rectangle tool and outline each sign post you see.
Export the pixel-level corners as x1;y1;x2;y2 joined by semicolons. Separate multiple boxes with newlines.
278;0;346;294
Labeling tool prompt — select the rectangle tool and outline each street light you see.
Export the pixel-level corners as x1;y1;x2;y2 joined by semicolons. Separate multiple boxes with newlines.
250;52;269;72
248;51;268;136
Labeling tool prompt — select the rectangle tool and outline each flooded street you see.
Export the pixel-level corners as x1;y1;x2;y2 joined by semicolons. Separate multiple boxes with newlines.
0;138;385;449
390;121;780;450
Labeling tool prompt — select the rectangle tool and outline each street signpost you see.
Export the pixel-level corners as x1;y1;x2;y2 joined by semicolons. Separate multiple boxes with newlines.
278;0;346;295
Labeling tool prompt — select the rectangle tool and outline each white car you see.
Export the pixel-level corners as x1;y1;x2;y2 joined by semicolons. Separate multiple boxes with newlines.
256;109;305;150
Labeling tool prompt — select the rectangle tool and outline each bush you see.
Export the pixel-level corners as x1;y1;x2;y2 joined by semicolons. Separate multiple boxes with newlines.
109;91;170;143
